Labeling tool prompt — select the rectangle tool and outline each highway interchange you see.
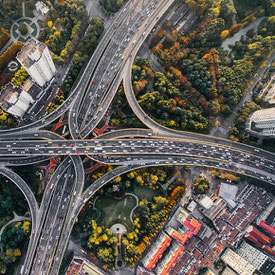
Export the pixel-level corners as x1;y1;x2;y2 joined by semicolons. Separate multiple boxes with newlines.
0;0;274;274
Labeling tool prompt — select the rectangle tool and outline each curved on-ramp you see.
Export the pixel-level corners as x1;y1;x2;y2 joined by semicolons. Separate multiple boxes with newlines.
0;165;39;274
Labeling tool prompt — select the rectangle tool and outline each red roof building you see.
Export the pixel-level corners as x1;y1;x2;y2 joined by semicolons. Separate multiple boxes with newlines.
259;221;275;236
155;243;185;275
142;232;172;271
246;226;271;245
166;227;192;245
176;208;201;235
262;245;275;257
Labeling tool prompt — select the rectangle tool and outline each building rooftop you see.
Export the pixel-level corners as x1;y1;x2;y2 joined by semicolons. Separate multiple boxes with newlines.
237;242;270;271
218;183;238;208
65;256;107;275
35;1;49;14
221;248;256;275
221;266;237;275
199;195;227;220
166;227;192;245
187;201;197;212
199;196;213;209
17;38;46;68
142;232;172;271
257;199;275;226
246;107;275;137
155;243;185;275
21;78;41;99
0;83;22;110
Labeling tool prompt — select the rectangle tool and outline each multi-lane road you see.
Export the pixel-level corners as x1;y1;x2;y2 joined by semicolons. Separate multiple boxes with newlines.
0;138;274;184
0;0;274;274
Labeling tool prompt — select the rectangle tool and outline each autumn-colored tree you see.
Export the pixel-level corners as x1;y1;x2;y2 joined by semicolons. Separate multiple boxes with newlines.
152;43;163;55
11;66;28;86
134;79;148;93
0;42;24;71
229;24;242;35
0;28;10;50
220;30;229;39
47;21;53;28
143;65;155;78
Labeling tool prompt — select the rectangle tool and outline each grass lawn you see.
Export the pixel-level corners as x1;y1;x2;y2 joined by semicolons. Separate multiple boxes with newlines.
12;25;19;38
95;195;137;229
17;18;32;25
133;184;164;202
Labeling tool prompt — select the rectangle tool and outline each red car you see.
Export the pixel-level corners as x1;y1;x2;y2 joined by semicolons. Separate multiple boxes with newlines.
92;80;95;84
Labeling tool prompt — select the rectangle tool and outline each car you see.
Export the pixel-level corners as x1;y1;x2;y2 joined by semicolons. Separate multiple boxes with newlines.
92;80;95;84
77;151;80;154
71;143;75;146
141;17;144;21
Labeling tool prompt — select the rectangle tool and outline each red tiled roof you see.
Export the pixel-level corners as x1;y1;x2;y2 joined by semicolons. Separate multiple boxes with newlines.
249;226;270;245
66;262;81;275
263;245;275;257
201;257;212;267
183;218;201;235
193;249;203;261
159;245;185;275
170;229;192;245
145;236;172;271
259;221;275;236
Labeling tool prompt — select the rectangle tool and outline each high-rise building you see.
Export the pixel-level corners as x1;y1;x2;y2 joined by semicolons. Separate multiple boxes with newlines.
246;107;275;138
17;38;56;87
0;83;34;117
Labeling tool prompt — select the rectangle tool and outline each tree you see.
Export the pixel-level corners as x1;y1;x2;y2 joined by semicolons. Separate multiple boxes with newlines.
139;199;149;213
185;0;207;15
125;244;139;257
13;248;21;257
193;178;209;194
220;0;236;22
153;196;168;209
0;29;10;50
97;248;114;263
207;100;220;115
11;66;28;86
220;30;229;39
136;175;144;185
0;42;24;71
113;176;121;184
18;23;28;35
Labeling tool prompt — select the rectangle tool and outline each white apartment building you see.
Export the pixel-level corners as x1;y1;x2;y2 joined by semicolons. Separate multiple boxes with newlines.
17;38;56;87
246;107;275;138
0;83;34;117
